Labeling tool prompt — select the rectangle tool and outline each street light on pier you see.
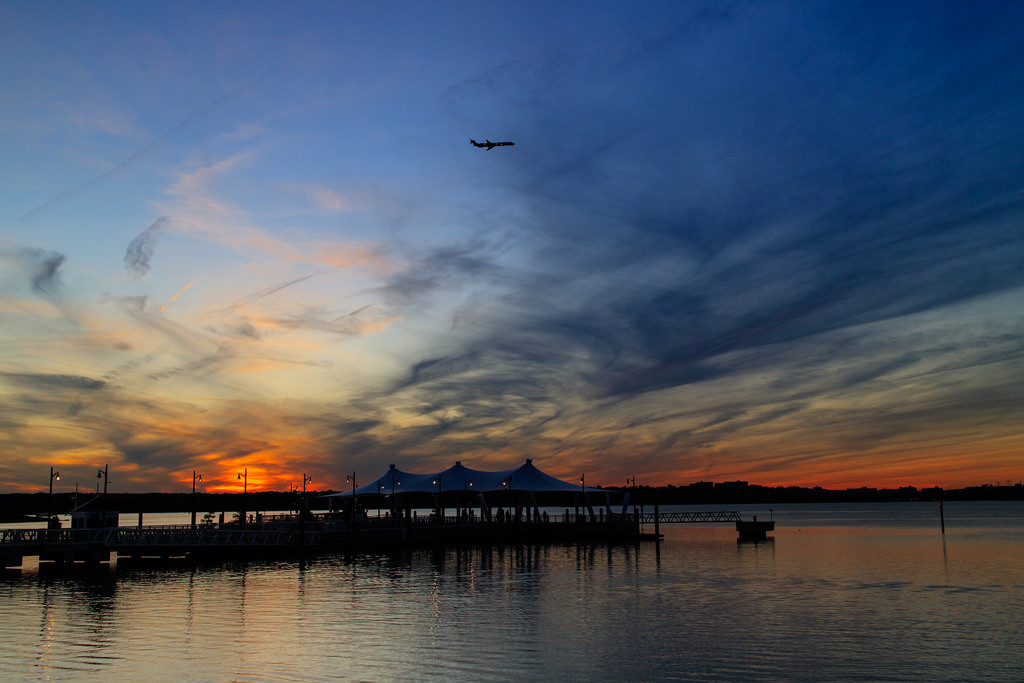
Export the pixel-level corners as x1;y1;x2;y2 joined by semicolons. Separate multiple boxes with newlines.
432;475;443;520
579;473;586;522
346;472;356;515
386;472;400;518
48;467;60;528
302;473;312;494
502;475;513;521
464;477;473;521
191;471;203;529
238;468;248;525
97;464;108;526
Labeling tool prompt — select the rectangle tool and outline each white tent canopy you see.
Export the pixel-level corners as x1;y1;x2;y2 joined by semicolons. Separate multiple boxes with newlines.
326;459;603;498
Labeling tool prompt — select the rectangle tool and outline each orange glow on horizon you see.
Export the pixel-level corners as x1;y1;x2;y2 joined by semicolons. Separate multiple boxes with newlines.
18;430;1023;495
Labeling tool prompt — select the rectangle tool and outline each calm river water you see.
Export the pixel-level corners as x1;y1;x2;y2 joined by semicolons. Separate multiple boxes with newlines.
2;501;1022;681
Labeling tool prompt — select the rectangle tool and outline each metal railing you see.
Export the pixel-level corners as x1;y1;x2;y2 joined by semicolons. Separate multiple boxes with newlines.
1;526;319;549
636;510;742;524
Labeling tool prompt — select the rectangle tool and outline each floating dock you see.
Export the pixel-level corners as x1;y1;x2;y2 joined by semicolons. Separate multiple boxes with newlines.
735;515;775;541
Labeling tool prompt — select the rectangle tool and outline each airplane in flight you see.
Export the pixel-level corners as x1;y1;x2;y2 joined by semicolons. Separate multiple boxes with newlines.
470;139;515;150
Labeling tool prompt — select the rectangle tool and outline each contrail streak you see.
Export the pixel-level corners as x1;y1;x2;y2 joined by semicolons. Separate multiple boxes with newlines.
161;280;196;312
21;72;274;222
212;273;320;314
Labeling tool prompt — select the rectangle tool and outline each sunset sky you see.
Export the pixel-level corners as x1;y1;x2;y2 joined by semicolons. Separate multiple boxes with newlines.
2;2;1023;494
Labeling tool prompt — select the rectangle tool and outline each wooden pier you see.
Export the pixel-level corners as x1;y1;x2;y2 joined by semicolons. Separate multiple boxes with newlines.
2;509;773;568
2;514;634;567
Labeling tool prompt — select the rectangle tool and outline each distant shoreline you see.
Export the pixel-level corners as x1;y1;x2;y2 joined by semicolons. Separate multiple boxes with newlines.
2;482;1021;522
0;514;45;524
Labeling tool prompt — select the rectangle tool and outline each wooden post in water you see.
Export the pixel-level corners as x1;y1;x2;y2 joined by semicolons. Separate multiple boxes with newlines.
654;501;660;540
939;499;945;534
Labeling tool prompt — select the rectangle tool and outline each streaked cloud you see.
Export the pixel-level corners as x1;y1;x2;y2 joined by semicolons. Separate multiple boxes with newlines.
2;2;1022;492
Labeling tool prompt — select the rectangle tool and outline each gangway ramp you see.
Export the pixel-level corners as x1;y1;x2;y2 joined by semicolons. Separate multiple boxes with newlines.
637;510;742;524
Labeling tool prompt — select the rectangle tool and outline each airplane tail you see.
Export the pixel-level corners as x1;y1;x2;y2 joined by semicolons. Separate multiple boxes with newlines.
470;139;478;146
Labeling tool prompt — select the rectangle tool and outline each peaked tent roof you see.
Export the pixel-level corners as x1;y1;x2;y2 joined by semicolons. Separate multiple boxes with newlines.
502;459;588;493
326;459;601;497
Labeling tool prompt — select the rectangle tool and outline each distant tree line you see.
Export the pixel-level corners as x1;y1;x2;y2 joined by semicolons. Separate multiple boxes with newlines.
0;490;338;522
2;481;1021;522
614;481;1024;505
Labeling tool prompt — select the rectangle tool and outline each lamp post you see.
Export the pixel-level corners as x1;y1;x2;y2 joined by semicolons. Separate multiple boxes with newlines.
627;475;637;517
191;471;203;529
432;475;443;521
48;467;60;528
579;473;585;522
502;475;513;522
345;472;356;516
299;473;313;520
237;468;247;525
388;472;400;518
97;464;108;526
464;477;473;522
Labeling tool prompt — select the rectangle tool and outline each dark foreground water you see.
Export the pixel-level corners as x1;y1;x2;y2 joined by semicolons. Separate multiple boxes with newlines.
2;502;1022;681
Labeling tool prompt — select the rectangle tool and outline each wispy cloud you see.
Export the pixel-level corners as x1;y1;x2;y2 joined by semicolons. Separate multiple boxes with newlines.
3;2;1023;492
124;217;168;279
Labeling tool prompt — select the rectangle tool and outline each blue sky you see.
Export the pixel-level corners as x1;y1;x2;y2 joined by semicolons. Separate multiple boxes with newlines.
2;1;1023;493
